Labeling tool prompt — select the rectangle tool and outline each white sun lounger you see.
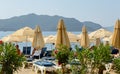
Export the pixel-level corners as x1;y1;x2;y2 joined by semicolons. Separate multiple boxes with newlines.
32;61;61;74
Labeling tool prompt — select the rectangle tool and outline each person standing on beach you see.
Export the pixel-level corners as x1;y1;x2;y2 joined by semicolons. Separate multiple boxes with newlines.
15;45;21;55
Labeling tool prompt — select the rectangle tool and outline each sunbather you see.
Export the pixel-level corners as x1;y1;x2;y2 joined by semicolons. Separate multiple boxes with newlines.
32;48;41;59
16;44;21;55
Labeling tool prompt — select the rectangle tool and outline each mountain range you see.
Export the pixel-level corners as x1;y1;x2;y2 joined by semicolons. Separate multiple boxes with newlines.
104;26;114;32
0;13;102;31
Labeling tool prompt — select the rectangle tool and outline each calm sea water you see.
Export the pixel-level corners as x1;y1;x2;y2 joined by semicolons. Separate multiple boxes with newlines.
0;31;81;53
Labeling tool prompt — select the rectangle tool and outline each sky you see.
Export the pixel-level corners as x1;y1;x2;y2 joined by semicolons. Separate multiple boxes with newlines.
0;0;120;27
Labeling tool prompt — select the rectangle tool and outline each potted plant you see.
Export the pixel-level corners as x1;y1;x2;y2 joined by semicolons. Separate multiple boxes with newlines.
0;42;25;74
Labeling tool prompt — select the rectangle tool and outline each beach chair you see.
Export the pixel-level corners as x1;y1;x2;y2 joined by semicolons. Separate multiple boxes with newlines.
22;47;34;68
33;47;47;59
40;47;47;58
22;46;31;57
45;50;52;57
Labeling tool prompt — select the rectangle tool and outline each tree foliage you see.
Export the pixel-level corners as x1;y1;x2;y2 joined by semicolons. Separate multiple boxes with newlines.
69;44;112;74
0;43;25;74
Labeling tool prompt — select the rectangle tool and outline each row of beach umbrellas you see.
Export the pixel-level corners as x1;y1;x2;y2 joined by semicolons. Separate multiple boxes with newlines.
1;27;112;43
1;19;120;50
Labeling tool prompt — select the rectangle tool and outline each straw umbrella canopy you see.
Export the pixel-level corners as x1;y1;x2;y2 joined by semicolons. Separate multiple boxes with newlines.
10;26;34;48
55;19;70;48
44;32;78;43
2;35;26;42
109;35;112;40
12;27;34;38
67;32;79;42
89;28;112;40
32;25;45;50
111;20;120;49
44;35;56;43
103;37;110;42
95;38;101;46
11;27;34;43
80;26;90;48
77;34;82;42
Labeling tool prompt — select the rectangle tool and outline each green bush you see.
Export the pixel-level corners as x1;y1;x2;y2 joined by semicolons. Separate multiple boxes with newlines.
113;58;120;73
53;45;70;64
90;44;112;74
0;43;25;74
53;45;70;74
69;44;112;74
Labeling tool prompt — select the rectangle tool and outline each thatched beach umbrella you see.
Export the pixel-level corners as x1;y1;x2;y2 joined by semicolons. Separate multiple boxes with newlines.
44;35;56;43
96;38;101;46
2;27;34;46
89;28;112;40
12;27;34;37
32;25;45;50
55;19;70;48
44;32;78;43
67;32;79;42
80;26;90;48
2;35;26;42
111;20;120;49
103;37;110;42
11;27;34;46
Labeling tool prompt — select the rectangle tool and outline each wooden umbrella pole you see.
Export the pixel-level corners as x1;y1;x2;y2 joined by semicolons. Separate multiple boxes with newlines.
26;36;28;55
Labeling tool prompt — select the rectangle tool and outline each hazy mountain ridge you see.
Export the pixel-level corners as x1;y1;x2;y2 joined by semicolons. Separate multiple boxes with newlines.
0;13;102;31
104;26;114;32
82;21;102;31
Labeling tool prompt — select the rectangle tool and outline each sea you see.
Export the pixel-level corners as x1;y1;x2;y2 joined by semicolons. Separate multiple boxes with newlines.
0;31;81;53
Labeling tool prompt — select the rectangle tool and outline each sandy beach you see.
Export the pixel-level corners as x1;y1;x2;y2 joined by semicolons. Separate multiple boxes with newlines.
14;67;35;74
14;67;117;74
